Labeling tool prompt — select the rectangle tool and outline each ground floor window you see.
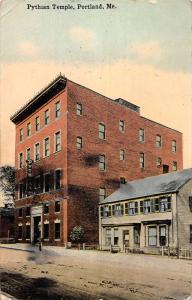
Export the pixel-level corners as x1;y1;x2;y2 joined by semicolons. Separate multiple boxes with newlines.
134;227;140;245
148;227;157;246
26;225;30;239
159;226;166;246
105;228;111;246
54;222;60;239
44;223;49;239
18;226;22;239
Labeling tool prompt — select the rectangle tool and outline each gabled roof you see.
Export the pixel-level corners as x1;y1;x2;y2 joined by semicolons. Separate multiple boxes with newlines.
100;168;192;204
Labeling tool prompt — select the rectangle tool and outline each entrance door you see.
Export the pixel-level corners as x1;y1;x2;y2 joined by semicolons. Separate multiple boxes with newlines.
33;216;41;244
123;230;130;248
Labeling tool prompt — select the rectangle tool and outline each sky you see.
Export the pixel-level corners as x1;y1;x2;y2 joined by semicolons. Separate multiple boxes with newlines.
0;0;192;204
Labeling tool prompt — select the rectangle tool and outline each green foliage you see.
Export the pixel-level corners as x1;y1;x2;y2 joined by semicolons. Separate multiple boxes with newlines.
0;165;15;205
70;225;84;243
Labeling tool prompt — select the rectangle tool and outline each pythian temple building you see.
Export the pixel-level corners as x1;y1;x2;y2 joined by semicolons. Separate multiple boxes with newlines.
10;74;183;246
99;169;192;252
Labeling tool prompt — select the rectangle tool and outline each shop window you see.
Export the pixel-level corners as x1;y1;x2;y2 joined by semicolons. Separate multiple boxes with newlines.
26;225;30;239
44;223;49;239
55;222;60;239
18;226;22;239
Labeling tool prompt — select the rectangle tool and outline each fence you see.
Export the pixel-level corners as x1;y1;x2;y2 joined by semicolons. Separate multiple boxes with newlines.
65;242;99;250
161;246;192;260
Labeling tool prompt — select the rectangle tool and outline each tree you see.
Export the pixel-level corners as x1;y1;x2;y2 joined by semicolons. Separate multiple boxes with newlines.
0;165;15;207
70;225;84;243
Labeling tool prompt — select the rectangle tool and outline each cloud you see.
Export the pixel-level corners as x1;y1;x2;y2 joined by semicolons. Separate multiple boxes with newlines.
69;26;95;49
17;41;40;57
131;41;162;61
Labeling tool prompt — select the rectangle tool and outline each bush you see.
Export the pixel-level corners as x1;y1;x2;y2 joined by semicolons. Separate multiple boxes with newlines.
70;225;84;243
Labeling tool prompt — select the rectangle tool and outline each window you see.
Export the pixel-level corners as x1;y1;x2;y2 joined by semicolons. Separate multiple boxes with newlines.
190;225;192;243
105;228;111;246
34;143;40;161
156;135;162;147
26;225;30;239
34;176;41;193
19;153;23;169
27;123;31;137
44;223;49;239
172;140;177;153
156;157;162;167
159;226;166;246
120;177;126;184
189;197;192;212
18;225;22;239
140;152;145;169
128;202;138;215
159;197;171;212
44;109;50;125
43;203;49;214
19;128;24;142
120;149;125;161
55;101;61;118
99;123;105;140
99;155;106;171
55;200;60;212
112;204;124;217
26;207;30;216
55;170;61;190
119;120;125;132
44;137;50;157
35;116;40;131
19;184;23;199
55;131;61;152
76;103;82;116
76;137;83;149
148;227;157;246
99;188;106;201
26;148;31;161
139;128;145;142
55;222;60;239
18;208;23;217
114;229;119;245
144;200;151;214
44;174;50;192
172;161;177;171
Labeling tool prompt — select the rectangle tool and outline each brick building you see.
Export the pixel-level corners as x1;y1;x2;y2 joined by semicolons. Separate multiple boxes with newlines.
10;74;183;245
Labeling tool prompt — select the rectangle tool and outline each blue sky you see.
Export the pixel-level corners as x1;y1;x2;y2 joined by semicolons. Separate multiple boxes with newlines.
1;0;192;72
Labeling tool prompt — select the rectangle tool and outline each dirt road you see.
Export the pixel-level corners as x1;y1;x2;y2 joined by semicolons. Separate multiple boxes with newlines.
0;247;191;300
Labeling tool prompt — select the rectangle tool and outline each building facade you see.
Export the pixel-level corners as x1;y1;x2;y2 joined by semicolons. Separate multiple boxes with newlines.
10;74;183;245
99;169;192;253
0;207;15;241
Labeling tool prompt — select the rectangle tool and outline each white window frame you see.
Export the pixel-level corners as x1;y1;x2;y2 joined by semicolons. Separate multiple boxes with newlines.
54;168;61;190
76;102;82;116
76;136;83;149
120;149;125;161
54;219;61;241
99;154;106;171
43;172;50;193
27;123;31;137
43;137;50;157
139;128;145;142
55;101;61;118
99;188;106;201
26;148;31;161
172;140;177;153
156;134;162;148
34;142;40;161
19;128;24;142
18;152;24;169
140;152;145;169
99;123;105;140
44;109;50;125
35;116;40;131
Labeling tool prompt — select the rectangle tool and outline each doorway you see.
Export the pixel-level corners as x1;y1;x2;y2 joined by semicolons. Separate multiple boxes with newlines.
33;216;41;244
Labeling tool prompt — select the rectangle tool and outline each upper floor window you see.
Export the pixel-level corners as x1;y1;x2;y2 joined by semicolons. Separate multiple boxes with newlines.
76;137;83;149
44;137;50;157
189;196;192;212
35;116;40;131
19;128;24;142
119;120;125;132
27;123;31;137
159;197;171;212
156;135;162;148
76;103;82;116
99;123;105;140
172;140;177;153
139;128;145;142
99;188;106;201
55;101;61;118
26;148;31;161
156;157;162;167
55;131;61;152
125;202;138;216
44;109;50;125
172;161;177;171
34;143;40;161
44;173;50;192
55;200;60;212
55;169;61;190
143;199;151;214
112;203;124;217
99;155;106;171
190;225;192;243
19;153;23;169
140;152;145;169
34;176;41;193
120;149;125;161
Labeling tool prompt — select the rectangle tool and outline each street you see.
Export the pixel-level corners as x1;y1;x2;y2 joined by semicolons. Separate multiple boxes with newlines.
0;247;192;300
